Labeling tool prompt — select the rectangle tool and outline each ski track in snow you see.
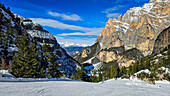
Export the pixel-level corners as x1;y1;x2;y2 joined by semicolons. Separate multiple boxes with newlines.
0;79;170;96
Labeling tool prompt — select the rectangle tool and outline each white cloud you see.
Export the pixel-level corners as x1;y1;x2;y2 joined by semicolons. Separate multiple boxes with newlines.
102;5;124;18
48;11;83;21
30;18;93;31
102;5;124;13
30;18;103;36
102;7;118;14
106;13;120;18
55;36;96;46
58;28;103;36
82;38;96;40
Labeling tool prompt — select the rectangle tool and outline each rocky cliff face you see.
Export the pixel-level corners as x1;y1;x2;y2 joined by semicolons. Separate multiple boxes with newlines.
0;5;80;75
74;0;170;71
96;0;170;56
152;26;170;54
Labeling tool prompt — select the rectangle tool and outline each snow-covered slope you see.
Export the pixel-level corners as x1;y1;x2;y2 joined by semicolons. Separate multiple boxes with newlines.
0;78;170;96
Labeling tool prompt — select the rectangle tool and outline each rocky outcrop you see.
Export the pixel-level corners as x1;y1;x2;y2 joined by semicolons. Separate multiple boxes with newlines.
152;26;170;54
73;42;101;63
74;0;170;70
14;14;59;48
96;0;170;56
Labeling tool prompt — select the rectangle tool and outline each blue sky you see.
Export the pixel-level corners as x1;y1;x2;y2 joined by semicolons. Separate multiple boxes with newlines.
1;0;149;45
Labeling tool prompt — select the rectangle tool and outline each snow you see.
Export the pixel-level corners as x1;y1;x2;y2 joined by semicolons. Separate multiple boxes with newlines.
83;57;95;63
158;67;170;74
159;19;162;23
164;0;170;3
0;77;74;82
143;3;154;12
111;20;130;34
106;24;110;27
0;70;15;78
155;80;170;84
93;62;102;70
7;46;18;52
133;7;142;16
156;0;162;2
154;59;159;63
0;8;15;27
163;51;167;54
27;30;54;40
60;42;87;47
1;8;11;19
99;42;102;50
0;78;170;96
157;54;163;57
134;69;151;75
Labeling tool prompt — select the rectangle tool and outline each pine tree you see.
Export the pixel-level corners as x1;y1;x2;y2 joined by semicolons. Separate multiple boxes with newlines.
103;72;106;80
70;72;76;80
110;66;113;79
0;12;3;30
40;67;46;78
0;30;5;46
42;43;50;52
112;63;119;78
132;63;139;74
47;53;61;78
80;65;88;81
1;57;6;72
5;20;13;47
105;69;110;80
92;70;97;82
121;66;127;76
11;29;41;78
76;68;81;80
23;43;40;78
41;43;49;71
128;65;133;76
6;7;10;13
116;66;120;77
98;71;103;82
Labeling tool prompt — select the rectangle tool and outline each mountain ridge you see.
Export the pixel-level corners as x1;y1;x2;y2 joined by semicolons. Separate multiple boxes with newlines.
74;0;170;71
0;5;80;76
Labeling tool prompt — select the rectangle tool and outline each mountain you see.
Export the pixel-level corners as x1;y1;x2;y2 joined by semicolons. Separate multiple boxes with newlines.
73;0;170;71
60;42;87;48
0;4;80;76
60;42;87;56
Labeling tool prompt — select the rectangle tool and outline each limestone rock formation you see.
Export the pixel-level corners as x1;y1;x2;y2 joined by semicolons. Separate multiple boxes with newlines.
74;0;170;71
96;0;170;56
152;26;170;54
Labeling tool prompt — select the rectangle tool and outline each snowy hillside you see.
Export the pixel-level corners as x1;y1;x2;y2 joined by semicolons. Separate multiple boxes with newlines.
0;78;170;96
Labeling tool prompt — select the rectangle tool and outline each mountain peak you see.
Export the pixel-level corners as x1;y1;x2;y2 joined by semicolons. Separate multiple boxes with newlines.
74;0;170;69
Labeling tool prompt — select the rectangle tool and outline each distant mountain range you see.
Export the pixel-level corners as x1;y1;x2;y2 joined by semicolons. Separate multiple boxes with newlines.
60;42;87;56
